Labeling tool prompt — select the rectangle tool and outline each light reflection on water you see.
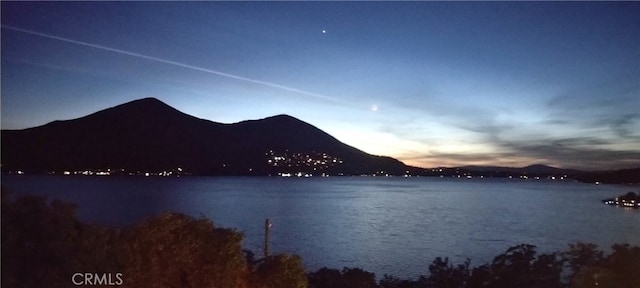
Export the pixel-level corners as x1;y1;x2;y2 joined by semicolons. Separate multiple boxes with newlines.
4;175;639;278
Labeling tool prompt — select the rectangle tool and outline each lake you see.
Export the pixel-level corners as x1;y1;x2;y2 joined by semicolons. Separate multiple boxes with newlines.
3;175;639;278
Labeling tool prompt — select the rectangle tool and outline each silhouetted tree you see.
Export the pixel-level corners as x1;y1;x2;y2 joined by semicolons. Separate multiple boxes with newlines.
2;190;318;288
605;244;640;288
425;257;470;288
342;267;379;288
466;244;564;288
379;274;427;288
118;212;248;288
563;242;604;274
565;243;640;288
254;254;308;288
1;189;104;288
308;267;344;288
569;266;621;288
467;264;493;288
308;267;379;288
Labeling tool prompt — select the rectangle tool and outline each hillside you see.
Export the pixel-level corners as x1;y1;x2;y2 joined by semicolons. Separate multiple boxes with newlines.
1;98;407;176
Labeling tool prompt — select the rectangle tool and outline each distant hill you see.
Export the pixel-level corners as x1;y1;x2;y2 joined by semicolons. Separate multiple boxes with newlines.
455;164;639;184
460;164;580;176
1;98;407;176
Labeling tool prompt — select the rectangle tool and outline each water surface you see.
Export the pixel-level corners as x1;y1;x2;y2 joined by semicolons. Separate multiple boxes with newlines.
4;175;639;278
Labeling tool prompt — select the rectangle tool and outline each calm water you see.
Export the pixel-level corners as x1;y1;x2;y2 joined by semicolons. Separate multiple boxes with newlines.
3;175;639;278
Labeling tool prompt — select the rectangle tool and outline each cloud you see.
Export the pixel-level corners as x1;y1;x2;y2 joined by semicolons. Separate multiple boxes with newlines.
498;139;640;170
405;138;640;170
393;104;639;170
545;72;640;131
606;113;640;140
395;71;640;170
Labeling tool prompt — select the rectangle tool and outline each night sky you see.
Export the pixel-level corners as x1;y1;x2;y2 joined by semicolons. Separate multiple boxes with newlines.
2;2;639;170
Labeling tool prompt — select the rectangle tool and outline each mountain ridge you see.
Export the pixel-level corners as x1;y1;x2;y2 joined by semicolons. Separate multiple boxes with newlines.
2;98;638;183
1;98;407;175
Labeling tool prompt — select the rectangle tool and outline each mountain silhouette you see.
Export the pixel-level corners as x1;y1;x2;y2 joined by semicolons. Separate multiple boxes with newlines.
1;98;407;175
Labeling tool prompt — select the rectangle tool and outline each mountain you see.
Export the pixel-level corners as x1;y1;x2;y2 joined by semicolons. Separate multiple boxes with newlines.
1;98;407;176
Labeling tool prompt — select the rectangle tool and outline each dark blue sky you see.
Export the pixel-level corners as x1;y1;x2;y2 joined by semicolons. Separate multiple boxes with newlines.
2;2;639;170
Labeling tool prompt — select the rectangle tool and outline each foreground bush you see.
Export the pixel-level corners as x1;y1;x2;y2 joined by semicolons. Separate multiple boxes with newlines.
1;190;116;287
253;254;308;288
308;267;378;288
1;189;307;288
119;213;248;288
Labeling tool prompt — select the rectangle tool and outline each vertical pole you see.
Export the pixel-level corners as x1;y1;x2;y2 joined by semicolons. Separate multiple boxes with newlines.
264;218;271;258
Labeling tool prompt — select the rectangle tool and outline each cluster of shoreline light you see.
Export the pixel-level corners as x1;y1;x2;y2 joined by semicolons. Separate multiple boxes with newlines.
266;150;342;171
444;175;570;180
425;168;570;180
5;164;573;181
603;197;640;208
277;172;329;177
5;168;189;177
5;169;574;180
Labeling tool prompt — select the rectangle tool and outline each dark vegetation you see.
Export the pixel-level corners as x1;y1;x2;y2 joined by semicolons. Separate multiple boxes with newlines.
2;188;307;288
3;188;639;288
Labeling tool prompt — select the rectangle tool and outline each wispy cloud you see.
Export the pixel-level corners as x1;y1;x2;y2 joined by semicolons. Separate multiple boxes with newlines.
497;139;640;170
546;72;639;129
386;96;640;170
404;140;640;170
607;113;640;140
